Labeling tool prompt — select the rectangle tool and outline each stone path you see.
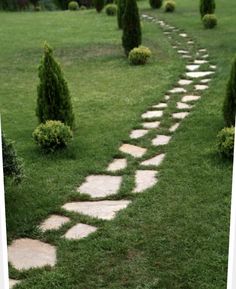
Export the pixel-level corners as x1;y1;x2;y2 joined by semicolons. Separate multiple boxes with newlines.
8;13;216;288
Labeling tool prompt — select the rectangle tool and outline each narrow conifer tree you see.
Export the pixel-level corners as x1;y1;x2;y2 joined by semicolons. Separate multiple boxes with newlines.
122;0;141;56
149;0;162;9
93;0;104;12
117;0;126;29
200;0;215;18
36;43;75;129
223;55;236;126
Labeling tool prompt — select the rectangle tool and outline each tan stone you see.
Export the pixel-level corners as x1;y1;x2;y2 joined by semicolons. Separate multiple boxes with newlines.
194;59;208;64
142;121;160;129
107;158;127;172
141;110;163;119
177;102;192;109
152;103;167;109
39;215;70;232
195;84;208;91
119;144;147;158
172;112;189;120
169;123;180;132
152;135;171;146
186;64;200;71
133;170;157;193
182;95;201;102
186;71;214;78
64;223;97;240
178;50;189;54
178;79;192;86
141;153;165;167
200;78;211;83
130;129;148;139
164;95;170;100
169;87;187;94
179;33;187;37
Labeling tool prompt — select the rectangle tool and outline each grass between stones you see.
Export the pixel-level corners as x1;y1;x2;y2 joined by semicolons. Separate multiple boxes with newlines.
1;0;235;288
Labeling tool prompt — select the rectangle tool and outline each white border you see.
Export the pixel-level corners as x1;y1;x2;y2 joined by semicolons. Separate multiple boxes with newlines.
0;117;9;289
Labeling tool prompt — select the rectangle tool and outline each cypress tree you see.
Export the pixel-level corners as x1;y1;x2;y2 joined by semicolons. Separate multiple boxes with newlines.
223;55;236;127
122;0;141;56
93;0;104;12
200;0;215;18
149;0;162;9
36;43;75;129
117;0;126;29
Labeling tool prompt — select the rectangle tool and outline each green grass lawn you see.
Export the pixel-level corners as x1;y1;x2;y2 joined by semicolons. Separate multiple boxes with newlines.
1;0;235;287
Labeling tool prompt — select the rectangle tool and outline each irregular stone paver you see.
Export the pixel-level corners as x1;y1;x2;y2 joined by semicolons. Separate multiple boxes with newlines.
142;110;163;119
64;223;97;240
39;215;70;232
142;121;160;129
133;170;157;193
169;123;180;132
152;135;171;146
199;48;207;52
119;144;147;158
182;95;201;102
8;239;56;270
195;84;208;91
164;95;170;100
78;175;122;198
178;50;189;54
194;59;208;64
181;55;192;59
169;87;187;94
200;78;211;83
141;153;165;167
130;129;149;139
187;40;194;44
178;79;192;86
62;200;131;220
172;112;189;120
186;64;200;71
107;158;127;172
152;103;168;109
186;71;214;78
9;279;21;289
210;65;216;69
179;33;187;37
177;102;192;109
202;54;209;59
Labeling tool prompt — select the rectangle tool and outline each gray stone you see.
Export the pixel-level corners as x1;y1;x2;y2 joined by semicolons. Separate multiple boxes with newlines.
195;84;208;91
186;71;214;78
172;112;189;120
178;50;189;54
39;215;70;232
179;33;187;37
107;158;127;172
9;279;21;289
169;87;187;94
199;48;207;52
133;170;157;193
177;102;192;109
169;123;180;132
210;65;216;69
142;110;163;119
152;103;167;109
141;153;165;167
200;78;211;83
186;64;200;71
152;135;171;146
119;144;147;158
181;55;192;59
182;95;201;102
194;59;208;64
178;79;192;86
164;95;170;100
142;121;160;129
64;223;97;240
130;129;149;139
8;239;56;270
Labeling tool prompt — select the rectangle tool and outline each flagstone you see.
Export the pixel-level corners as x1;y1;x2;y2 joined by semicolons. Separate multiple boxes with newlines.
39;215;70;232
195;84;208;91
177;102;192;109
179;33;187;37
164;95;170;100
107;158;127;172
178;50;189;54
202;54;209;59
194;59;208;64
152;135;171;146
141;153;165;167
172;112;189;120
119;144;147;158
142;110;163;119
62;200;131;220
178;79;192;86
186;64;200;71
152;103;168;109
9;279;21;289
200;78;211;83
199;48;207;52
78;175;122;198
169;87;187;94
130;129;149;139
181;55;192;59
169;123;180;132
133;170;158;193
210;65;216;69
8;239;56;271
182;95;201;102
186;71;214;78
64;223;97;240
142;121;160;129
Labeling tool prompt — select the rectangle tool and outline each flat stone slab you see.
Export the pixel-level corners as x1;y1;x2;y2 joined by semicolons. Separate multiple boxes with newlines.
178;79;192;86
182;95;201;102
78;175;122;198
172;112;189;120
133;170;157;193
200;78;211;83
8;239;56;270
182;55;192;59
39;215;70;232
202;54;209;59
169;123;180;132
142;110;163;119
199;48;207;52
119;144;147;158
130;129;148;139
164;95;170;100
178;50;189;54
107;158;127;172
62;200;131;220
9;279;21;289
210;65;216;69
152;103;167;109
195;84;208;91
179;33;187;37
141;153;165;167
64;223;97;240
194;59;208;64
169;87;187;94
152;135;171;146
186;64;200;71
177;102;192;109
186;71;214;78
142;121;160;129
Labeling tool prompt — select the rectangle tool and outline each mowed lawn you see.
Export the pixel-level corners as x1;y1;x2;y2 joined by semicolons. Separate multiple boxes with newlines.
0;0;235;288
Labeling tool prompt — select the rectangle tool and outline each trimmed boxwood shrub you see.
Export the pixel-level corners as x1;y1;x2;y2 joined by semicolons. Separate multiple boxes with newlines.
217;127;235;158
200;0;215;18
93;0;104;12
164;0;175;12
68;1;79;10
105;3;117;15
128;46;151;65
149;0;162;9
33;120;73;152
202;14;217;29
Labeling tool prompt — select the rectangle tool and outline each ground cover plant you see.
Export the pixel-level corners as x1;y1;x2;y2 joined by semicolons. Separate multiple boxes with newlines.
0;0;235;288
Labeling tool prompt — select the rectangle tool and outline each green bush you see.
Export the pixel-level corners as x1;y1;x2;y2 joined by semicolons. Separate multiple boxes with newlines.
80;5;87;9
202;14;217;29
105;3;117;15
128;46;151;65
33;120;73;152
117;0;126;29
36;42;75;129
149;0;162;9
93;0;104;12
200;0;215;18
217;127;235;158
164;0;175;12
2;133;24;182
223;54;236;126
68;1;79;10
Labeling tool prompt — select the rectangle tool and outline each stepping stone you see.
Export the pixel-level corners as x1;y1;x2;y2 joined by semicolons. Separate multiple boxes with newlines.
152;103;167;109
141;153;165;167
194;84;208;91
78;175;122;198
202;54;209;59
142;110;163;119
164;31;171;35
199;48;207;52
164;95;170;100
39;215;70;232
107;158;127;172
62;200;131;220
172;112;189;120
178;79;192;86
178;50;189;54
133;170;157;193
179;33;187;37
152;135;171;146
186;64;200;71
181;55;192;59
194;59;208;64
200;78;211;83
172;46;178;49
64;223;97;240
210;65;216;69
9;279;21;289
119;144;147;158
186;71;214;78
8;239;56;270
187;41;194;44
169;123;180;132
177;102;192;109
130;129;148;139
182;95;201;102
142;121;160;129
169;87;187;94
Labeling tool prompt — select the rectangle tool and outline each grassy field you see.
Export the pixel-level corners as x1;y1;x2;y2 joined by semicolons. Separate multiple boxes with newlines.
1;0;235;288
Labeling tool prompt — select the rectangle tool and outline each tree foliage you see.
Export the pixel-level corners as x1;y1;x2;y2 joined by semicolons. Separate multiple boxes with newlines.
117;0;126;29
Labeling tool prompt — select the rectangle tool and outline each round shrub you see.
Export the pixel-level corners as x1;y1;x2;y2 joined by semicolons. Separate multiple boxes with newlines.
128;46;151;65
105;3;117;15
202;14;217;29
68;1;79;10
164;0;175;12
149;0;162;9
80;5;87;9
33;120;73;152
217;127;235;158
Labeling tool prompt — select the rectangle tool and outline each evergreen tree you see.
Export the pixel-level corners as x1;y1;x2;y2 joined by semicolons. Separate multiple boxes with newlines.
200;0;215;18
223;55;236;126
122;0;141;56
117;0;126;29
149;0;162;9
36;43;75;129
93;0;104;12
